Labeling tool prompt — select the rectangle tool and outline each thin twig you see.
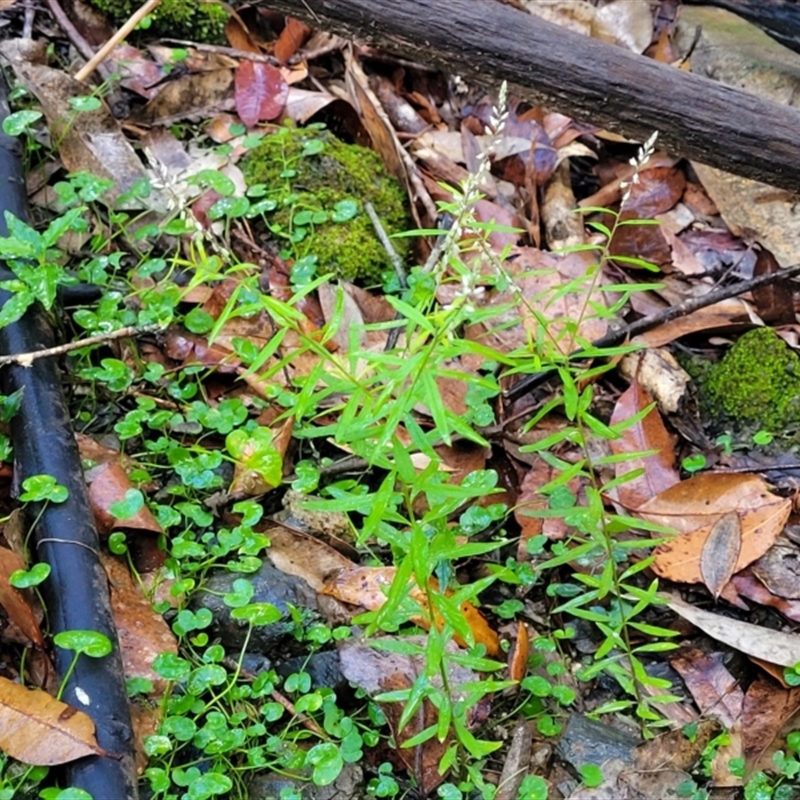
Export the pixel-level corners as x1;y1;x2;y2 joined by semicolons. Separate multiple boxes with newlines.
707;463;800;475
0;322;163;368
46;0;109;76
220;658;326;737
22;0;35;39
294;36;347;63
160;39;280;66
365;201;407;289
421;227;452;275
383;219;455;351
504;261;800;401
74;0;162;83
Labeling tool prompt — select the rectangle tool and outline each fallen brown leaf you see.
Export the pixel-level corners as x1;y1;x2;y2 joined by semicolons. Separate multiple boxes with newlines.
666;595;800;667
0;547;43;647
609;380;680;509
700;511;742;600
322;565;500;656
669;648;743;728
638;473;789;584
0;677;105;765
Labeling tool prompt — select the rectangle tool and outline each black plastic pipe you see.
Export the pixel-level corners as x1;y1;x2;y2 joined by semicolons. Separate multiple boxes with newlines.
0;74;137;797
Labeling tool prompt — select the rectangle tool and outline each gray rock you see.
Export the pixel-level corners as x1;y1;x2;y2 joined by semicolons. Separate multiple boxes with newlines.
191;560;319;657
246;763;364;800
556;713;640;769
275;651;348;695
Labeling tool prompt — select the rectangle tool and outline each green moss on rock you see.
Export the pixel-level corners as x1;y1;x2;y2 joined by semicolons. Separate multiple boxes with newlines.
88;0;227;41
705;327;800;431
240;125;410;284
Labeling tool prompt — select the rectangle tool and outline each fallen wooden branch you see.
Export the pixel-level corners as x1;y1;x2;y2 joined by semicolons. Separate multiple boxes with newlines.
258;0;800;192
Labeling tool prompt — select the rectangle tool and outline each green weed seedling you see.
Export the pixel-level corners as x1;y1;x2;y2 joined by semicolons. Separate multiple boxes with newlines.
9;562;51;590
681;453;706;474
1;109;43;138
0;73;698;797
52;630;113;700
12;474;69;605
0;210;86;328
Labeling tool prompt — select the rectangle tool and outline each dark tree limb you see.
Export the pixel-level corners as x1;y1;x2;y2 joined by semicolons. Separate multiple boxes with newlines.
682;0;800;55
258;0;800;192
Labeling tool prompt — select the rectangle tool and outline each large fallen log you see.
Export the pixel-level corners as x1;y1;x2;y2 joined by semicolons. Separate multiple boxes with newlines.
259;0;800;192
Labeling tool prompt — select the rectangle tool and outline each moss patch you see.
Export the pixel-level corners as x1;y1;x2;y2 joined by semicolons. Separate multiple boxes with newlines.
88;0;227;41
704;327;800;432
240;125;410;285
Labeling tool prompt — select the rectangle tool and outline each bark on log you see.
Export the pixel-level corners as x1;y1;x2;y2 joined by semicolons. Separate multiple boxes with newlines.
258;0;800;192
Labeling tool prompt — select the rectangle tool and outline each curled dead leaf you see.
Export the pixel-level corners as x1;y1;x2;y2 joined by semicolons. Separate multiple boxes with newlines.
700;512;742;600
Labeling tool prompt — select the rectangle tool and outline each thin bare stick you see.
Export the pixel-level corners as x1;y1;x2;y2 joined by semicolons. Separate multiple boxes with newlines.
421;227;452;274
46;0;103;68
74;0;162;83
365;201;407;289
504;261;800;401
22;0;35;39
0;322;163;368
160;39;280;65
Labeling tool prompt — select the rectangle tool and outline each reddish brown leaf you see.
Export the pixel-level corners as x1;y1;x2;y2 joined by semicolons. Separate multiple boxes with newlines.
669;649;743;728
234;60;288;126
224;14;262;54
752;245;796;324
733;569;800;623
646;25;680;63
343;50;405;182
108;45;165;100
339;637;482;795
104;554;177;693
0;677;105;765
274;17;312;64
637;299;750;348
751;537;800;600
0;547;43;647
700;512;742;600
87;462;162;537
609;381;680;509
508;621;529;683
609;166;686;267
741;676;800;770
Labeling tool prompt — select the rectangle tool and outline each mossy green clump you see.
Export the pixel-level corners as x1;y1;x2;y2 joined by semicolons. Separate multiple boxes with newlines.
240;125;410;285
705;327;800;431
88;0;228;41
